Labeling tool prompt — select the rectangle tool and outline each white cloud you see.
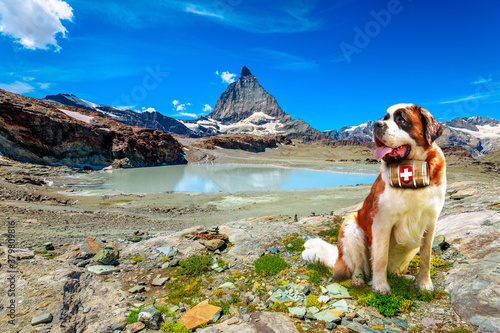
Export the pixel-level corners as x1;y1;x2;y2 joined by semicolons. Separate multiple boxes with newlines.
0;81;35;93
0;0;74;51
203;104;212;112
178;112;197;118
23;76;35;81
185;4;223;19
220;71;236;84
172;100;179;106
176;104;186;111
141;107;156;113
115;105;136;110
439;95;482;104
37;82;51;89
215;70;219;75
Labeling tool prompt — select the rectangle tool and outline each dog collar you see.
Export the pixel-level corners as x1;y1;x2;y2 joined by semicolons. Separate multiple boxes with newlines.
387;160;430;188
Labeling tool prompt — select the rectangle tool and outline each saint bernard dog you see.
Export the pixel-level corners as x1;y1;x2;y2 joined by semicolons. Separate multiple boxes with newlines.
302;103;446;294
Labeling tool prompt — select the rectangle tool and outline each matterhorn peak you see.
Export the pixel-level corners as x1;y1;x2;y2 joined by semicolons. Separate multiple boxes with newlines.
240;66;253;77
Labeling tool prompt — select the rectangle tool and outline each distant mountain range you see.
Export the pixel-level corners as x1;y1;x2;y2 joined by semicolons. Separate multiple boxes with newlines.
44;93;194;137
323;117;500;157
43;67;499;156
44;66;331;143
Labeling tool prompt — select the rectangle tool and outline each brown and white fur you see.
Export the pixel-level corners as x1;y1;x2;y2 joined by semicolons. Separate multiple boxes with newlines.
302;104;446;294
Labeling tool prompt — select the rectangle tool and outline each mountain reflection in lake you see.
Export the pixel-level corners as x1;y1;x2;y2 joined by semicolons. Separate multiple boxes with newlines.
82;164;377;194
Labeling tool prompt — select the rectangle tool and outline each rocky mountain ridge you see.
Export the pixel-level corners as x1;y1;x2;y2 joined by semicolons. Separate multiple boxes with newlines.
44;93;195;137
324;116;500;157
0;89;185;168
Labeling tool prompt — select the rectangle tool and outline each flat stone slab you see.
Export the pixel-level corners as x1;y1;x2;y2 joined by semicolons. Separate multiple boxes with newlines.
31;313;53;325
181;302;222;330
288;307;306;319
157;246;178;257
87;265;119;275
313;310;340;322
151;277;168;286
129;285;146;294
197;311;300;333
326;283;349;296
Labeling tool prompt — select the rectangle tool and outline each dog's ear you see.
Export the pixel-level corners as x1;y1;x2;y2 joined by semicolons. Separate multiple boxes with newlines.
418;106;443;145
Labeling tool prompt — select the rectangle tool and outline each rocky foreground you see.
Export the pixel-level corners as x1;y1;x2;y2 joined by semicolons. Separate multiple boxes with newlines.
0;177;499;333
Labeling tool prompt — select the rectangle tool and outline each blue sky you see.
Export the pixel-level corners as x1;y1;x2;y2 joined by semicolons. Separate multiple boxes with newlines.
0;0;499;131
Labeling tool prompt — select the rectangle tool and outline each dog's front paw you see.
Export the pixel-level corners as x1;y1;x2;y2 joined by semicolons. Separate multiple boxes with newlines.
417;278;433;292
350;277;366;288
372;282;391;295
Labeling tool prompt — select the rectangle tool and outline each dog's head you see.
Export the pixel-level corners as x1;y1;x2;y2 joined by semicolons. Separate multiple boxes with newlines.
373;103;443;163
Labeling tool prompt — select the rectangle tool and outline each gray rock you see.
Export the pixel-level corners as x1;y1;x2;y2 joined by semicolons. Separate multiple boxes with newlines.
288;307;306;319
152;277;168;286
83;306;91;313
93;249;117;265
44;242;54;251
437;211;500;333
87;265;120;275
219;282;236;289
138;304;162;330
432;235;446;253
31;313;53;325
326;321;337;330
76;259;91;267
205;239;225;251
346;321;379;332
157;246;178;257
129;285;146;294
392;317;409;329
313;310;340;322
326;283;349;296
331;299;349;312
268;247;280;254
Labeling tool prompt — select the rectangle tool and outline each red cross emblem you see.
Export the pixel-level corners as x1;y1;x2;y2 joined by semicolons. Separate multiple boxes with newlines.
400;166;413;183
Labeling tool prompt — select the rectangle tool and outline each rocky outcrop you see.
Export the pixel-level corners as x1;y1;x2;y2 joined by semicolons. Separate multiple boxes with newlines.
0;89;185;168
441;146;472;158
436;211;500;333
192;134;292;153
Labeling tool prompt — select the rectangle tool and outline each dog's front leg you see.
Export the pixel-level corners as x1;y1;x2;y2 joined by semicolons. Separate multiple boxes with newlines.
371;223;392;294
417;221;436;292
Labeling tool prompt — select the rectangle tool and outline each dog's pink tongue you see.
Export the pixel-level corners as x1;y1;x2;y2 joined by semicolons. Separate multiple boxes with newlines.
374;146;393;159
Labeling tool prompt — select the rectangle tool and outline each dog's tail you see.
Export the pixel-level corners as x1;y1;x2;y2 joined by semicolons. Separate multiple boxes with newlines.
301;238;338;268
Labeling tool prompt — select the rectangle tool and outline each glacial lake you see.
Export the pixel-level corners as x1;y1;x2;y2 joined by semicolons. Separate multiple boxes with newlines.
72;164;377;194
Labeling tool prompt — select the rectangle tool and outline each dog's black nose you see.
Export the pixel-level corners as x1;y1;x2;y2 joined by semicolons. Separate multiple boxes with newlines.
374;121;384;129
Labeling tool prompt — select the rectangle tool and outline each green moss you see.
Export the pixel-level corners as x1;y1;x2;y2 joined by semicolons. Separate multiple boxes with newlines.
452;328;473;333
283;233;305;252
164;277;202;306
318;216;344;244
306;260;331;284
160;321;191;333
130;256;143;262
126;305;145;324
177;254;212;276
254;254;288;277
349;274;446;316
211;300;230;315
305;294;320;308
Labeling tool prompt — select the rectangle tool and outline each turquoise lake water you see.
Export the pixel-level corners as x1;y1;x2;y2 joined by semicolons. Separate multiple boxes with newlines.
81;164;377;194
